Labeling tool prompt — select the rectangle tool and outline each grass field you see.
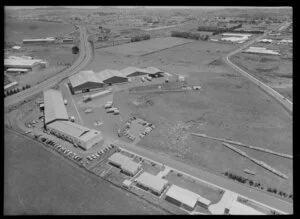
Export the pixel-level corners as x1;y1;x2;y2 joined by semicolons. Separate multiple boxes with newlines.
231;47;292;101
5;18;75;43
77;39;292;196
100;37;193;56
4;129;168;215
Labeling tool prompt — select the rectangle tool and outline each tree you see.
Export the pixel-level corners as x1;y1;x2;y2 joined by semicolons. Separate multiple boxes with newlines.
16;88;19;93
249;180;254;186
22;86;25;90
72;46;79;54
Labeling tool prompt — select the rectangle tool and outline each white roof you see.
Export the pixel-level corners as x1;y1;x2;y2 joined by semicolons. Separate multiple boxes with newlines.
221;36;248;42
97;69;128;81
12;46;21;49
69;70;104;88
140;67;163;75
222;33;252;37
166;184;211;208
135;172;168;194
47;121;103;145
4;59;40;68
7;68;29;72
108;153;140;174
44;89;69;125
4;81;18;90
119;66;145;76
23;38;55;42
229;200;265;215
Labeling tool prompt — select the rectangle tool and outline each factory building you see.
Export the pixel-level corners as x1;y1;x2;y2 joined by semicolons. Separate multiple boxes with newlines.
165;184;211;211
69;70;105;94
135;172;168;195
4;81;18;91
243;47;280;55
108;153;140;176
98;69;129;85
43;89;69;125
4;58;41;71
141;67;164;78
119;66;148;77
6;68;29;74
22;37;55;44
46;121;104;150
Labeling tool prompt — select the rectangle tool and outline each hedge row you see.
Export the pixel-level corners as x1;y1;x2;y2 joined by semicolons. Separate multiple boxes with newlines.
5;84;31;97
131;34;151;42
224;171;293;200
171;31;209;41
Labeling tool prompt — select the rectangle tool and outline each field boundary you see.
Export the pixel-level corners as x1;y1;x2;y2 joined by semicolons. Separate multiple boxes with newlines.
140;41;193;57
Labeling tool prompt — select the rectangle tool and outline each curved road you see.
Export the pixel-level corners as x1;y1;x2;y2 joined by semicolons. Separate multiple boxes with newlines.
223;22;293;116
5;26;92;107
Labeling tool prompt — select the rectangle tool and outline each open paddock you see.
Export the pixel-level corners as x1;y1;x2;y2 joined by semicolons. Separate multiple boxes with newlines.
99;37;193;56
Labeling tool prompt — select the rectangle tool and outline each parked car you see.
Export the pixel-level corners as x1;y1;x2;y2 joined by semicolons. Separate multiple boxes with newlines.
87;157;92;161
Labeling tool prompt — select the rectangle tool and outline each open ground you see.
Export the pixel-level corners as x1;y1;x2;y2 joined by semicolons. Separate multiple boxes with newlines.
87;38;293;195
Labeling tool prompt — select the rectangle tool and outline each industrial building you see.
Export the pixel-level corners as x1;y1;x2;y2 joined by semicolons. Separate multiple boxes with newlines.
6;68;29;74
43;89;69;125
119;66;148;77
141;67;164;78
69;69;128;94
22;37;55;44
221;33;252;43
4;81;18;91
69;70;105;94
165;184;211;211
4;58;41;71
135;172;168;195
98;69;129;85
108;153;140;176
47;121;104;150
243;47;280;55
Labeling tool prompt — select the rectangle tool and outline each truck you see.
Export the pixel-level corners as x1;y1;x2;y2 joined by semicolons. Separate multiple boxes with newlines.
106;107;118;113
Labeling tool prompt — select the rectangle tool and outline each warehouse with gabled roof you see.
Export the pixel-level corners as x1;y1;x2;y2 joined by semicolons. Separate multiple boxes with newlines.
165;184;211;211
135;172;168;195
140;67;164;78
119;66;148;77
69;70;105;94
47;121;104;150
108;153;140;176
43;89;69;125
97;69;129;85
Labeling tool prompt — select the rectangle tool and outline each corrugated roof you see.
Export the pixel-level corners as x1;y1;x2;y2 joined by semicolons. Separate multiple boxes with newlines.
140;67;162;75
166;184;211;208
97;69;128;81
44;89;69;125
135;172;168;193
47;121;102;143
69;70;104;88
119;66;145;76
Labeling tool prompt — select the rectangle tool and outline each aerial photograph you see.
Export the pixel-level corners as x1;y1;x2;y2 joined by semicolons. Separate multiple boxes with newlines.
4;6;292;215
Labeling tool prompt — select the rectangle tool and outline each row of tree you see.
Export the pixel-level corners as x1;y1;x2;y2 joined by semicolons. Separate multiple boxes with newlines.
4;84;31;97
131;34;151;42
198;23;242;33
171;31;209;41
224;171;293;200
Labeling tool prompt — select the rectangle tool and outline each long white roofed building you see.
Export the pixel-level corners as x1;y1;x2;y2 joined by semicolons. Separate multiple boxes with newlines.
44;89;69;125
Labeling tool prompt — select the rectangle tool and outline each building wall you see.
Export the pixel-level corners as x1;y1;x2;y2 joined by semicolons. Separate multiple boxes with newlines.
71;82;105;94
165;196;182;207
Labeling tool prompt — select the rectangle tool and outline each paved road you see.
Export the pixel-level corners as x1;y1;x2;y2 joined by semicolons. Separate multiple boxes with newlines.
113;139;293;214
4;26;92;107
223;22;293;116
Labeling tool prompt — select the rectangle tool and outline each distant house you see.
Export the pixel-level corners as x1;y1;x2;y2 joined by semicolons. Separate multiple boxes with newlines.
108;153;140;176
